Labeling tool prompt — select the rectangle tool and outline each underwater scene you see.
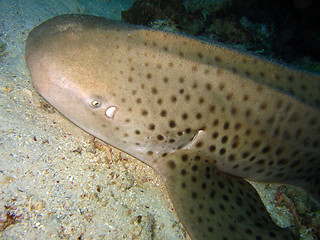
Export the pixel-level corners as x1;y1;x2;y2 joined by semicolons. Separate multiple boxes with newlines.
1;0;319;239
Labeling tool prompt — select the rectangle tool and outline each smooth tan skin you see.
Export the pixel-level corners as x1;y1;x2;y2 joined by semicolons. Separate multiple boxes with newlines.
26;15;319;240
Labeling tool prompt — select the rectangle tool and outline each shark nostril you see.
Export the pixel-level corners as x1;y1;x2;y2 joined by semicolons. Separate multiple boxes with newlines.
90;100;101;108
105;106;117;119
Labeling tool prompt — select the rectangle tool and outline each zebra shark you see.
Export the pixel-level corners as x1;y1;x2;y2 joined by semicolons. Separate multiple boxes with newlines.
25;14;320;240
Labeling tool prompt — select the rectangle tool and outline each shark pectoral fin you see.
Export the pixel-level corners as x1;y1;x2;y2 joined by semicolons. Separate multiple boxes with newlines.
158;151;297;240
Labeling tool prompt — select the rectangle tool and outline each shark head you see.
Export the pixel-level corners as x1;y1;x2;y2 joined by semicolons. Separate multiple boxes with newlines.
26;15;161;157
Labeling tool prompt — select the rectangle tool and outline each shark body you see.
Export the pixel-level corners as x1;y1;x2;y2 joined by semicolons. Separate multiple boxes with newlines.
25;14;320;240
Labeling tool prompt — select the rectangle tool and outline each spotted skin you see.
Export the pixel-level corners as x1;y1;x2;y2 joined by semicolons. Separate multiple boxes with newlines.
25;15;320;240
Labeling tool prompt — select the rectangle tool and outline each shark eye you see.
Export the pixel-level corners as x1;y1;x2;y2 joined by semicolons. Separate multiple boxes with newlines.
106;106;117;119
90;100;101;108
